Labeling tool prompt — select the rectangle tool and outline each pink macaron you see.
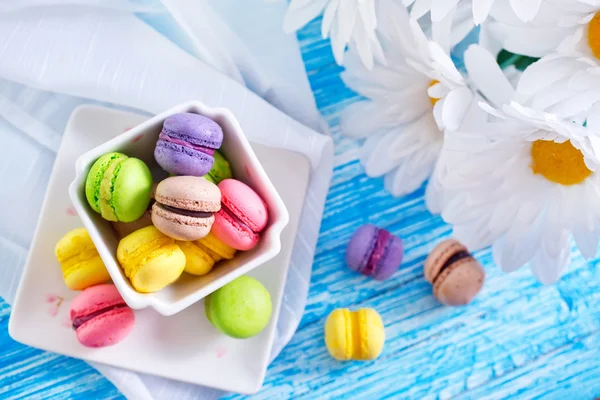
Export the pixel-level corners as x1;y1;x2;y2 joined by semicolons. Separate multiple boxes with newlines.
70;284;135;348
212;179;268;251
152;176;221;241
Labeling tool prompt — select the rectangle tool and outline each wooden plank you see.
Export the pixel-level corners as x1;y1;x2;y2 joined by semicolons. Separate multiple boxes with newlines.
459;333;600;399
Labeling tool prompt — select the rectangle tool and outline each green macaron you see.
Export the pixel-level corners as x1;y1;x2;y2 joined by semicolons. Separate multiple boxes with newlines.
203;150;232;185
85;152;153;223
205;276;272;339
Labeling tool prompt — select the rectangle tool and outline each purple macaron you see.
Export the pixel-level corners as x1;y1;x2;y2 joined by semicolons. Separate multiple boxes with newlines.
155;113;224;176
345;224;404;280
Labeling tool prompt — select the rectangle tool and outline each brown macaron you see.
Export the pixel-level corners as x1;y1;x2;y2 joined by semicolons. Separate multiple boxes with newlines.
424;239;485;306
151;176;221;241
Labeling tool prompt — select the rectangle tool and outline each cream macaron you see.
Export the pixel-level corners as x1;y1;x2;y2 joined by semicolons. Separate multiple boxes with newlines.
151;176;221;241
424;239;485;306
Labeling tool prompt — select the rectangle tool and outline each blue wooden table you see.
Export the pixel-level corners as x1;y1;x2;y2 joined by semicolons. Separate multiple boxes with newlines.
2;17;600;400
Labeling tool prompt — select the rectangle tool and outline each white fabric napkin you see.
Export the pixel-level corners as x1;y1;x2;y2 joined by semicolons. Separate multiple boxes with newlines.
0;1;333;399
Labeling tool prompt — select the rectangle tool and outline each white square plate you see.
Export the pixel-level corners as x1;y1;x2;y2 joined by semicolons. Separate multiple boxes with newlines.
8;105;311;394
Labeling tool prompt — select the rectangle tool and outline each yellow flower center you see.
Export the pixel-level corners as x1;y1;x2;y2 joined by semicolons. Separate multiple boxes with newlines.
588;12;600;59
429;80;440;106
530;139;592;185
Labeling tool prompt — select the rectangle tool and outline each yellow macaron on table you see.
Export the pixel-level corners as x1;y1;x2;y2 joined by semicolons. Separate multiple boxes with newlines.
8;105;314;394
325;308;385;361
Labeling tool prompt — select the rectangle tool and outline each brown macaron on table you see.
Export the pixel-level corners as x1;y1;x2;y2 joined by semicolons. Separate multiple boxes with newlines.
424;239;485;306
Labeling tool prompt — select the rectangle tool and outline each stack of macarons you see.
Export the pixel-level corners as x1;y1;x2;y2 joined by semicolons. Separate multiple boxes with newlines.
81;112;270;296
55;229;135;348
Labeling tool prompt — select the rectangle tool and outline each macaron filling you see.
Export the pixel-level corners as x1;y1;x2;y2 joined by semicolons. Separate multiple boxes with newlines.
72;303;128;330
221;203;257;235
432;249;472;285
363;229;391;276
159;132;215;156
99;156;127;221
156;203;214;219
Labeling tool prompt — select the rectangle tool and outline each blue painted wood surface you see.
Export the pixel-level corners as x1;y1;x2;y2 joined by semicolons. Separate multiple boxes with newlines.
2;15;600;400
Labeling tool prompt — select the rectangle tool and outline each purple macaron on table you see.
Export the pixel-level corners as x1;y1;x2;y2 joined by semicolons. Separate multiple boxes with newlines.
345;224;404;281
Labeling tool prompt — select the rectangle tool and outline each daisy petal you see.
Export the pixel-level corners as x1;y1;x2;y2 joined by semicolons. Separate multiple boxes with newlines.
464;45;515;107
352;14;374;69
425;160;446;214
341;100;428;138
442;86;473;131
492;228;539;273
428;82;446;98
488;21;567;58
384;148;438;196
283;0;329;33
336;0;358;50
410;0;433;19
431;4;455;52
430;0;460;22
340;101;384;138
587;102;600;132
472;0;494;25
573;226;600;259
451;13;475;46
321;0;339;38
361;133;402;176
428;41;463;83
329;17;346;65
529;230;571;284
509;0;542;22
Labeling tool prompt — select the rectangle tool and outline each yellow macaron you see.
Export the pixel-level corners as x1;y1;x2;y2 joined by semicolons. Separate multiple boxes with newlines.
55;227;111;290
176;232;236;276
117;225;185;293
324;308;385;361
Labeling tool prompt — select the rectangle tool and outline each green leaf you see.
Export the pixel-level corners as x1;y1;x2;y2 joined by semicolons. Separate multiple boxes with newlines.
496;49;540;71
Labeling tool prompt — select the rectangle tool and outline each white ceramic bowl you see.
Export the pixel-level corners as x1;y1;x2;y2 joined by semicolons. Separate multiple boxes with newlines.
69;101;289;316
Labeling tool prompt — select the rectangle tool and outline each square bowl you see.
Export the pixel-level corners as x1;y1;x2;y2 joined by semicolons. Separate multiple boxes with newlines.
68;101;289;316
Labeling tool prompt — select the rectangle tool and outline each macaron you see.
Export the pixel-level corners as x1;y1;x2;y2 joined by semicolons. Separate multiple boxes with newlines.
111;183;157;238
154;113;224;176
424;239;485;306
55;228;111;290
117;226;186;293
176;232;236;276
346;224;404;280
111;208;153;239
212;179;268;251
205;276;272;338
70;284;135;348
152;176;221;241
203;150;232;185
85;152;153;222
325;308;385;361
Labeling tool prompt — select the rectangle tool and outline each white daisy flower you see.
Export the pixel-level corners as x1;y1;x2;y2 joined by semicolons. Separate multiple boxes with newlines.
436;55;600;283
340;1;473;197
277;0;385;69
488;0;600;59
